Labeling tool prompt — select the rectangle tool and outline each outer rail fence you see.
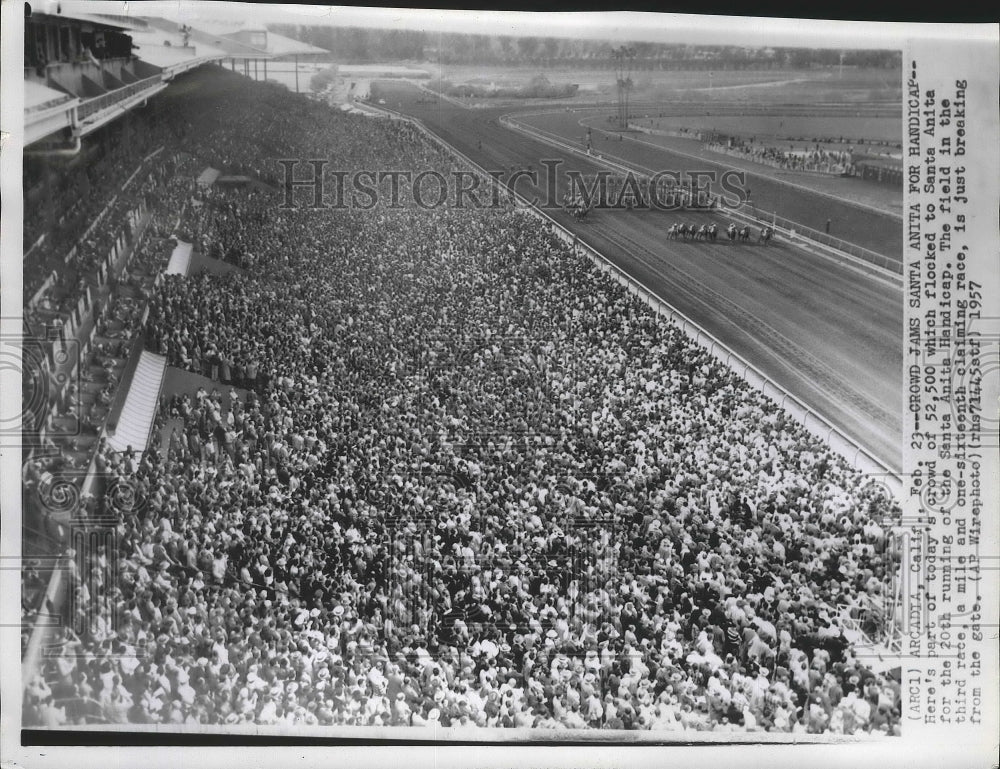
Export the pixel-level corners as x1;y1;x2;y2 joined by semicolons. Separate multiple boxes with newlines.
371;102;902;498
739;203;901;274
501;115;903;276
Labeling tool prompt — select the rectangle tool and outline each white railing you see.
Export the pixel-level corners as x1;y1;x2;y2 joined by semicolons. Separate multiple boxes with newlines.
76;75;164;122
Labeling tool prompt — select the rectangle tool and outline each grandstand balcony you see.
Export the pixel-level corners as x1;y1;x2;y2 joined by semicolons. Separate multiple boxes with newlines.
74;73;167;136
26;58;168;140
24;4;169;147
24;79;79;147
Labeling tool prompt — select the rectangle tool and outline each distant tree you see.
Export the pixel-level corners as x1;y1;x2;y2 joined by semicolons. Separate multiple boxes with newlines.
517;36;539;62
540;37;559;63
343;28;370;61
446;33;473;63
309;66;338;93
268;25;901;71
497;36;514;62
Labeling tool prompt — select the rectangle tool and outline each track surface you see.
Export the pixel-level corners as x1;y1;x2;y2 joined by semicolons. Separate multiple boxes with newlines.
516;109;904;258
375;82;903;470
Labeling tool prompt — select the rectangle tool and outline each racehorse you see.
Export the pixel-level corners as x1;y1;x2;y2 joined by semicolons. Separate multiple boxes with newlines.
687;223;698;240
739;226;751;243
708;224;718;242
696;224;709;241
667;224;679;240
563;193;591;221
758;226;773;246
677;223;689;240
727;223;737;242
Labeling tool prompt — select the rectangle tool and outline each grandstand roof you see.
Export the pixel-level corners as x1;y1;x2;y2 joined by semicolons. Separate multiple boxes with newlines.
150;18;328;57
30;1;136;30
141;17;269;57
259;30;329;57
129;28;228;70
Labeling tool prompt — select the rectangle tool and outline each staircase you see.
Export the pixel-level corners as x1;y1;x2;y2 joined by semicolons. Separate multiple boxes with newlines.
838;604;902;674
164;240;193;276
104;351;167;453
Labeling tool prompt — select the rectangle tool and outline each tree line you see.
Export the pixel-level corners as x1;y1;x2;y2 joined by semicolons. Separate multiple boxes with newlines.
269;26;902;70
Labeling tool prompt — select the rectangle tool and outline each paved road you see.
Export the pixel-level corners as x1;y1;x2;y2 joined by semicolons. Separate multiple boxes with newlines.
375;82;903;470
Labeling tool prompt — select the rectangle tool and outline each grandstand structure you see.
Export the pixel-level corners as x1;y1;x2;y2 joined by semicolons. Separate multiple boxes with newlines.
21;3;330;703
20;11;904;736
24;2;328;151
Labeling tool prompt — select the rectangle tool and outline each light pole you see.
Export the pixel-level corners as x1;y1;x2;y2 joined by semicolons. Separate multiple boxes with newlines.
613;46;635;130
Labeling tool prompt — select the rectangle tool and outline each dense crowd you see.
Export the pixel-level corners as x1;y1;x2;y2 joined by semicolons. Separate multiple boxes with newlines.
23;66;901;735
22;141;204;652
23;121;171;299
706;139;853;175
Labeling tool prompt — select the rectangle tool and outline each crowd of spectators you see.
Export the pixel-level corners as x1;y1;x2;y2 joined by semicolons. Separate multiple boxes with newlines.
21;138;205;657
706;138;854;175
23;119;173;299
23;65;902;735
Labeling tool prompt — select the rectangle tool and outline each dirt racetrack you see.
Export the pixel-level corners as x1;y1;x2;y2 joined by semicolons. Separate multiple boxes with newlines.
373;81;903;470
516;108;904;258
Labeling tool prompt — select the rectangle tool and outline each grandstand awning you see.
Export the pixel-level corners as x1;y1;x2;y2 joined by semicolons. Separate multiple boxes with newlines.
25;79;74;112
24;80;79;146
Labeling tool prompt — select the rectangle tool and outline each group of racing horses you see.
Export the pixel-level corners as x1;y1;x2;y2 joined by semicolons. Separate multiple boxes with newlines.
668;222;773;244
560;194;775;244
563;194;592;221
